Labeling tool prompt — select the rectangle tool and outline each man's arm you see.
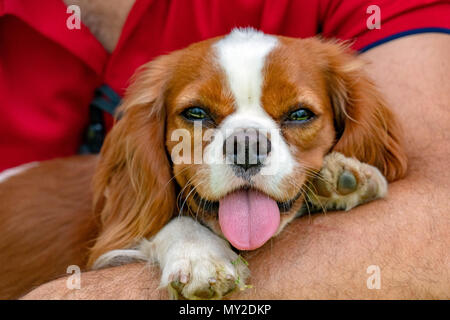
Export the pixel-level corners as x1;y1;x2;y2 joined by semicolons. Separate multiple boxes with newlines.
23;33;450;299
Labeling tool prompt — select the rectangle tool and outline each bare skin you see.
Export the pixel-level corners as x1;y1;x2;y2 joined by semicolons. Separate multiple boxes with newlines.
63;0;135;53
23;33;450;300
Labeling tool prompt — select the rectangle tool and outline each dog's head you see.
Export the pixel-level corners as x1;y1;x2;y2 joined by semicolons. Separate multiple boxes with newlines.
88;29;406;264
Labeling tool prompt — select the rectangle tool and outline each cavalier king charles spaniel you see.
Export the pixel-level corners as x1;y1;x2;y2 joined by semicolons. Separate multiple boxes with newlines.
0;28;406;299
90;28;406;299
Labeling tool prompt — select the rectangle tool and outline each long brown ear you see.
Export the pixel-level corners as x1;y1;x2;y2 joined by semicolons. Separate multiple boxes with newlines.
319;40;407;182
88;55;177;266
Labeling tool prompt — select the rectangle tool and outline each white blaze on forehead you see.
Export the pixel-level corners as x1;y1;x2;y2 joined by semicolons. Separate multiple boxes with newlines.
214;28;278;111
204;28;296;199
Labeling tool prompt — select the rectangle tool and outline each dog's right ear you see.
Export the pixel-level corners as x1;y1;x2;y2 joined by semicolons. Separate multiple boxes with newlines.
315;39;408;182
88;54;178;267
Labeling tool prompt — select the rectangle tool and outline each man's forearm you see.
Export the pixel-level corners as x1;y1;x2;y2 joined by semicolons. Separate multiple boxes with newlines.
237;177;449;299
23;170;449;300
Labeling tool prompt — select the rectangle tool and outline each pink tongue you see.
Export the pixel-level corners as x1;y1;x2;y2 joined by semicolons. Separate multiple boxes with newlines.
219;189;280;250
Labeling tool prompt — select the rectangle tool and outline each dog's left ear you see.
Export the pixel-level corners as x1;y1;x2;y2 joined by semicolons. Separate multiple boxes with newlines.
88;53;179;267
319;40;407;182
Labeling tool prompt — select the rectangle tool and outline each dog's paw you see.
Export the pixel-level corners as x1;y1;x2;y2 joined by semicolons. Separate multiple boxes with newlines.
162;252;249;300
307;152;388;211
139;217;250;300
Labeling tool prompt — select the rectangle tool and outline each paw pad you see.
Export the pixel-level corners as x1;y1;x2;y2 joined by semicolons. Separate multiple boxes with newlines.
337;170;357;195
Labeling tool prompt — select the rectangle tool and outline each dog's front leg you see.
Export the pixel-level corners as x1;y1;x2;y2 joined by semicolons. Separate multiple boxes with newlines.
305;152;388;212
94;216;249;300
145;216;250;299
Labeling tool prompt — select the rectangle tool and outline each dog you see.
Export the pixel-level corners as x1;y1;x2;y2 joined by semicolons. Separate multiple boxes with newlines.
0;28;406;300
86;28;406;299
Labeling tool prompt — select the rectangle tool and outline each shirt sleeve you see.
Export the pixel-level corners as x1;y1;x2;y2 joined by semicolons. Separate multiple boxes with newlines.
320;0;450;52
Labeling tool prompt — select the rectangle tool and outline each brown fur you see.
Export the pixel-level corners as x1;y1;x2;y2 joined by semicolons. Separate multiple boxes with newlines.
0;156;98;299
88;54;179;266
0;35;407;299
88;35;407;267
320;41;408;181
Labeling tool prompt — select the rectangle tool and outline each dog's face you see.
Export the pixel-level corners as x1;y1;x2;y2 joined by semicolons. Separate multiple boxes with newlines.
89;29;406;264
164;30;336;250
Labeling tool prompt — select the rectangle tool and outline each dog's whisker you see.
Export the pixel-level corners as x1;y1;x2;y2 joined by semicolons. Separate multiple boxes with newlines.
194;182;210;222
176;173;200;215
295;162;334;187
187;185;205;219
200;192;209;220
180;180;205;218
164;164;196;189
175;167;209;206
284;173;324;217
304;183;327;215
292;174;327;215
288;164;333;214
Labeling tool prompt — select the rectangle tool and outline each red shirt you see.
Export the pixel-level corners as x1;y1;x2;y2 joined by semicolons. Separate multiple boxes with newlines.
1;0;449;171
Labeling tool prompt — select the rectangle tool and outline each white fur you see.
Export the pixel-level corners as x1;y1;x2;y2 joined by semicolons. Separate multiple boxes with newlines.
0;162;38;184
204;28;296;199
94;217;249;299
214;28;277;111
93;30;391;301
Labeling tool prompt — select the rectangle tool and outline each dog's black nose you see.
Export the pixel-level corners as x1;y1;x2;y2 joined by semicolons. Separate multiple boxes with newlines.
223;129;271;172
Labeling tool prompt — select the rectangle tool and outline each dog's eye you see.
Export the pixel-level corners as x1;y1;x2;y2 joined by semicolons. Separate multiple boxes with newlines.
287;108;315;123
182;107;210;121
